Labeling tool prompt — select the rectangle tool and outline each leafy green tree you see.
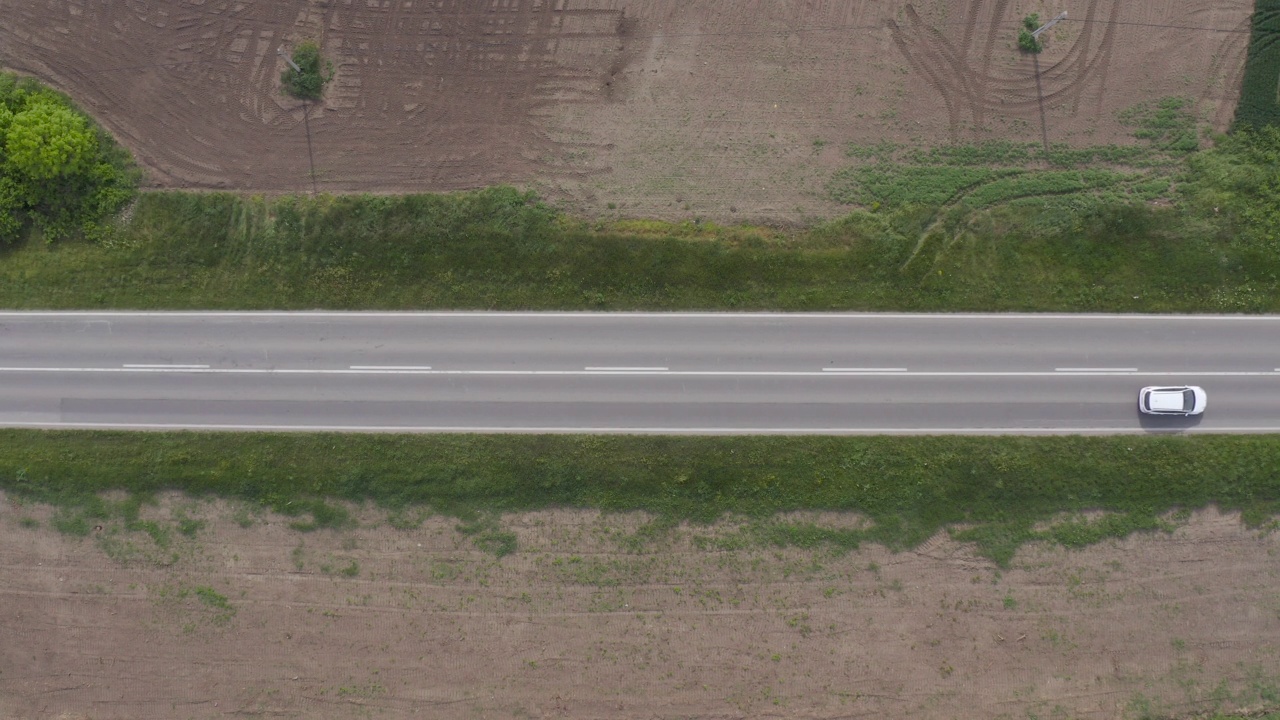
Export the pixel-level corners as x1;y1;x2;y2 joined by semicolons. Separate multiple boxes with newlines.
0;176;22;240
281;41;334;100
0;73;138;243
1018;14;1043;53
4;98;97;181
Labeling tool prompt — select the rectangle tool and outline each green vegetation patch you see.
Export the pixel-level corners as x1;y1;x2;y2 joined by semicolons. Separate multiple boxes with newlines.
1018;14;1044;54
2;431;1278;566
828;165;1021;206
0;72;139;243
833;98;1199;212
1235;0;1280;129
280;41;334;101
957;168;1135;209
1120;97;1200;153
158;583;237;625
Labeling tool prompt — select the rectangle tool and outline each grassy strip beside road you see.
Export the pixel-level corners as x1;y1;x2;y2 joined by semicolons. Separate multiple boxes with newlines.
0;183;1274;312
1;125;1277;313
2;431;1277;565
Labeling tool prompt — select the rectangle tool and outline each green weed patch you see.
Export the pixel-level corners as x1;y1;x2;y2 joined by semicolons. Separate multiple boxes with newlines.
828;165;1020;206
2;431;1277;566
832;98;1197;213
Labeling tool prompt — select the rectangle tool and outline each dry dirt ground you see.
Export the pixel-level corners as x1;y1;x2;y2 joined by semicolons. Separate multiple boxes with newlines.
1;493;1278;720
0;0;1255;222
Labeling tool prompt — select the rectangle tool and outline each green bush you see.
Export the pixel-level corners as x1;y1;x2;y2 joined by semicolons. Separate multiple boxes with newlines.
0;73;139;242
1018;14;1043;53
281;41;334;101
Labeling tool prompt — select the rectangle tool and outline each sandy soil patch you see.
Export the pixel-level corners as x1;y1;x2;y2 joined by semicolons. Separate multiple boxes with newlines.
0;0;1253;222
1;494;1277;719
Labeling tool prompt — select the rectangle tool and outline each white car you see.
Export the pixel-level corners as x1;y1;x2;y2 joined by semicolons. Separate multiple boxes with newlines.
1138;386;1207;416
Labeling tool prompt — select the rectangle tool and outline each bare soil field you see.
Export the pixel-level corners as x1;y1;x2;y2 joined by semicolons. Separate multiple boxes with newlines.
0;0;1254;222
1;494;1278;720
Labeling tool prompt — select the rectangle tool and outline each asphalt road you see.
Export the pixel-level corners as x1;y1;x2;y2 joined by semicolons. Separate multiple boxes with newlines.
2;311;1278;434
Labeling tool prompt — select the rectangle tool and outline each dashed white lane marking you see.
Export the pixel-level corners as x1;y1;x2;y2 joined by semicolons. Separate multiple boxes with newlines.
823;368;908;373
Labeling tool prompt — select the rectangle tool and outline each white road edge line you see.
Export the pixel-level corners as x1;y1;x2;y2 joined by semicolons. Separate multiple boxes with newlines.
349;365;432;370
584;367;669;372
121;364;210;369
3;367;1279;377
1055;367;1138;372
4;310;1280;320
823;368;908;372
2;421;1279;434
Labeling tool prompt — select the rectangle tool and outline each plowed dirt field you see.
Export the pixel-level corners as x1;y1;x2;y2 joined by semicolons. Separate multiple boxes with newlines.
0;0;1254;221
1;498;1278;719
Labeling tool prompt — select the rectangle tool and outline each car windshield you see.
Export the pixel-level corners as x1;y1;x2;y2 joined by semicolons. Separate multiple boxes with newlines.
1181;389;1194;410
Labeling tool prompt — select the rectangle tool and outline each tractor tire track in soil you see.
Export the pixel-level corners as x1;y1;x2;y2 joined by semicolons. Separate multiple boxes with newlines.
890;1;1123;137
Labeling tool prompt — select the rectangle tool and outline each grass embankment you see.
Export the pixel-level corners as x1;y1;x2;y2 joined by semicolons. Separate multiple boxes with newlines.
3;106;1278;311
3;431;1278;565
0;179;1270;312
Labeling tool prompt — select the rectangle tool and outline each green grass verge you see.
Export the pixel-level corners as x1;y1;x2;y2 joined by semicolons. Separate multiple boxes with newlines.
0;183;1275;312
1235;0;1280;129
3;431;1278;566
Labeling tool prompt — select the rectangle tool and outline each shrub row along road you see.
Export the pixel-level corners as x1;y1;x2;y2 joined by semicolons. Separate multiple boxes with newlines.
1;312;1278;434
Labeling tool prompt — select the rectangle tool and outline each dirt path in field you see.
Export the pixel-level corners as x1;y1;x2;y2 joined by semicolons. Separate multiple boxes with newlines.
0;0;1253;223
1;495;1277;720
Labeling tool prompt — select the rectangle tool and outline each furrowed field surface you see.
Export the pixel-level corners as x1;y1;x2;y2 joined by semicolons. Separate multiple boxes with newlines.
0;0;1254;222
2;496;1278;720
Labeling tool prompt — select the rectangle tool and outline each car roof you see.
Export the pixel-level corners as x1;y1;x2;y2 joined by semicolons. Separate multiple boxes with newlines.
1148;389;1186;411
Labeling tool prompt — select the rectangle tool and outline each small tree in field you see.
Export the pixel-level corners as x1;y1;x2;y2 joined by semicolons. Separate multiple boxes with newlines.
281;41;334;101
1018;14;1044;53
